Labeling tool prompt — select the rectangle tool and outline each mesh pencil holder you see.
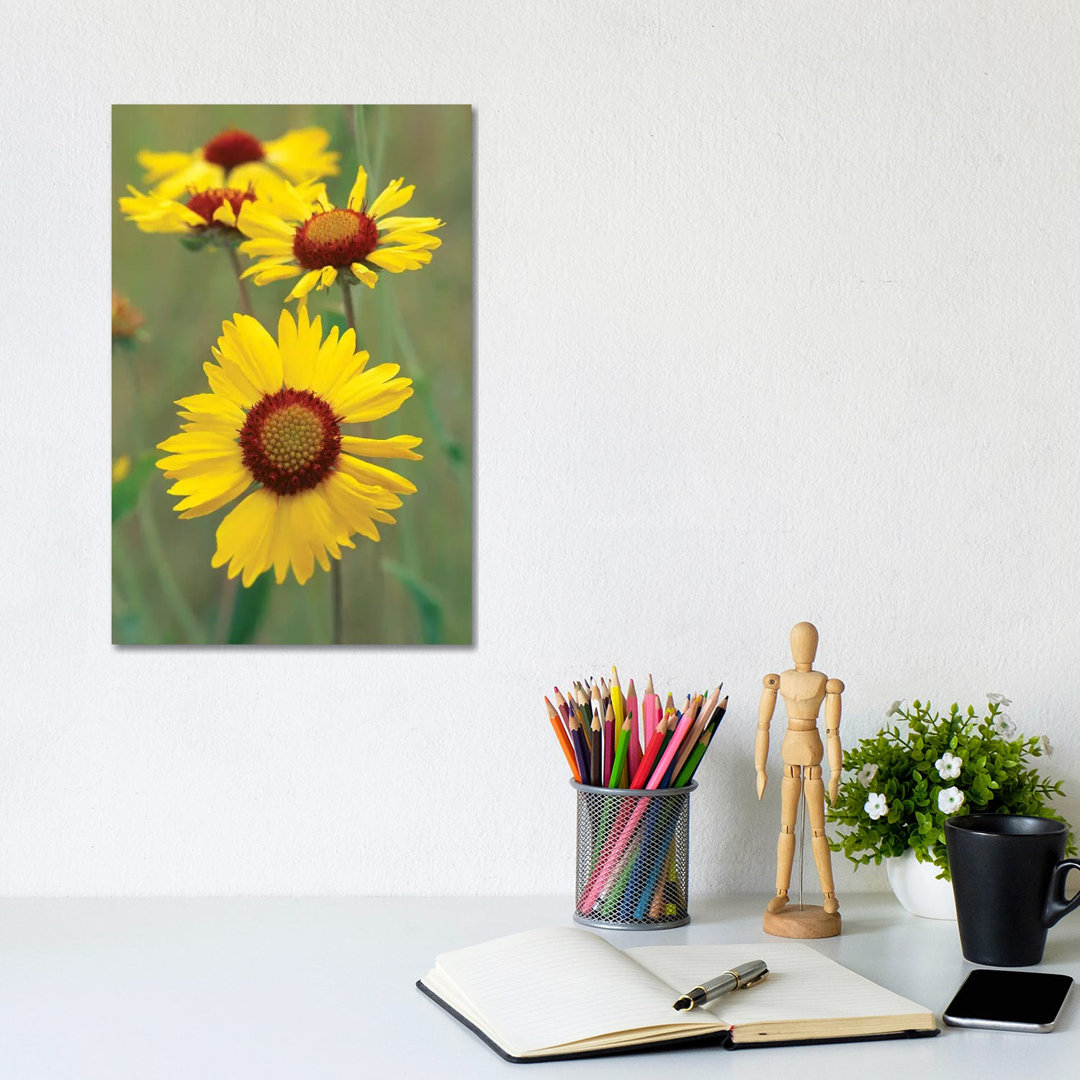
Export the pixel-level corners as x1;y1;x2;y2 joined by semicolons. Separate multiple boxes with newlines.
571;781;697;930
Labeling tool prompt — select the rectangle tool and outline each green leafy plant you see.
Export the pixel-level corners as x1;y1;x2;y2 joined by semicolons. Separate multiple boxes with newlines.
827;697;1072;879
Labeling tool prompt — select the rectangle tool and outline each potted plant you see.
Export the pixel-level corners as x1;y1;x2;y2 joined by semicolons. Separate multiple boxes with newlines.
826;695;1072;919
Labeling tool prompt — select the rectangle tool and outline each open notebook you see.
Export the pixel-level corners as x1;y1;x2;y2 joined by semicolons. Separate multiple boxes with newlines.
418;927;937;1062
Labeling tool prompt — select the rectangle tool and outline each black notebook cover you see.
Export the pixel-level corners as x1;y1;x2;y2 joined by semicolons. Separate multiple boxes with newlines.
417;979;939;1063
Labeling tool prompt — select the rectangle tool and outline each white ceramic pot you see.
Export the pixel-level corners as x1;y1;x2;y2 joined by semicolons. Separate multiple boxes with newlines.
885;849;957;920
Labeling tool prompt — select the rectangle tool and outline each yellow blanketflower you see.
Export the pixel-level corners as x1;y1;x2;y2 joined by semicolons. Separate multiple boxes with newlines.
157;309;422;587
237;165;444;301
137;126;338;200
119;177;325;245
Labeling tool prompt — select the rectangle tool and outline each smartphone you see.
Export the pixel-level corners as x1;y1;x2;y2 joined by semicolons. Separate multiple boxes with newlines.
943;969;1074;1033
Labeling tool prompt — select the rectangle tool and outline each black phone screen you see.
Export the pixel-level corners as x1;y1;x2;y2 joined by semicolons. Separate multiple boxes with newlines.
944;970;1073;1030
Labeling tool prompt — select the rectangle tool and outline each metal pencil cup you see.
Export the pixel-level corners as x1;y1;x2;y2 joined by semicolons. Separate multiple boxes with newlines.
572;781;697;930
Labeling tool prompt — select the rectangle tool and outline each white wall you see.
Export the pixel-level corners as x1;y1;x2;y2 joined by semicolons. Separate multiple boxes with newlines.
3;1;1080;897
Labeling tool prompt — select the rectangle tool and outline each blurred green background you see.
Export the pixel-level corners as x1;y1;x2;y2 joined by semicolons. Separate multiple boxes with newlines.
112;105;472;645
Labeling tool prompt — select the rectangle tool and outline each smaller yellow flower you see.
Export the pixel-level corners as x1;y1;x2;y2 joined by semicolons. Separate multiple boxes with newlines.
238;165;444;301
137;126;338;200
112;455;132;483
119;178;326;255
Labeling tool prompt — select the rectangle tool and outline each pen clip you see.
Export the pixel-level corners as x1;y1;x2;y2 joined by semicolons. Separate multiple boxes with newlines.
740;968;769;989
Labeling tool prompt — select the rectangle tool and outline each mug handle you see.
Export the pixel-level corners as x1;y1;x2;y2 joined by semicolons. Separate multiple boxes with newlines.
1043;859;1080;928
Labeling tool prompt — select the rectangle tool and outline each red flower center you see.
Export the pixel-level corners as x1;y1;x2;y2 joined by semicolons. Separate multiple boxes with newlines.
293;208;379;270
203;128;265;170
239;388;341;496
185;187;257;225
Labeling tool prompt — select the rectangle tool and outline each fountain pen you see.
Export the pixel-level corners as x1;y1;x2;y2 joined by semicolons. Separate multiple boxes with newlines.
672;959;769;1011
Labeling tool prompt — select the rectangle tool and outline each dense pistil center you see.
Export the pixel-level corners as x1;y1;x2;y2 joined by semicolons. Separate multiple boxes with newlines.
203;128;265;170
185;187;256;225
293;208;379;270
239;388;341;496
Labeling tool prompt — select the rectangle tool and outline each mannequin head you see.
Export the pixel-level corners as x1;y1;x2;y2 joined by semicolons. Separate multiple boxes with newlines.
790;621;819;670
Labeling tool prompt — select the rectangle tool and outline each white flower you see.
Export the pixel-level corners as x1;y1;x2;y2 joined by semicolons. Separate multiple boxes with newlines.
935;751;962;780
885;700;904;718
857;763;879;785
864;792;889;820
992;713;1017;738
987;692;1013;707
1041;734;1054;757
938;786;965;814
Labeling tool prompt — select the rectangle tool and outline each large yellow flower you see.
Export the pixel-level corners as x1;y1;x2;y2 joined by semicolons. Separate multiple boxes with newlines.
237;165;444;301
157;309;422;587
137;126;338;200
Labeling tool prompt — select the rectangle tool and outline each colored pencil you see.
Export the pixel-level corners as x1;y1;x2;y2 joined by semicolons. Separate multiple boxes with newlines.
626;679;641;781
670;686;719;780
608;704;634;789
545;697;580;782
589;709;603;786
568;707;590;782
602;702;615;785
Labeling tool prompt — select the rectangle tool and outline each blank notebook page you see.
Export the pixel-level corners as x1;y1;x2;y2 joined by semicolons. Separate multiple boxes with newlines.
627;942;930;1024
432;927;715;1053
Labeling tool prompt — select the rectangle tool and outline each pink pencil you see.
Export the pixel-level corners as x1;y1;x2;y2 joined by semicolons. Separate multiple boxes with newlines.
670;685;720;781
626;679;641;782
579;708;698;911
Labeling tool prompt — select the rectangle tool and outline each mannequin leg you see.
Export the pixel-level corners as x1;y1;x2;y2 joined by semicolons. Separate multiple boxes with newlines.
805;766;839;913
767;764;802;913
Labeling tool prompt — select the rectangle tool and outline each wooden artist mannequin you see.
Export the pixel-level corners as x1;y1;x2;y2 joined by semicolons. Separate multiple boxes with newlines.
755;622;843;938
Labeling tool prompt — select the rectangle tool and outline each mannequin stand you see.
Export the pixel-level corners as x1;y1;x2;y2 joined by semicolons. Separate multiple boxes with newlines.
763;904;841;939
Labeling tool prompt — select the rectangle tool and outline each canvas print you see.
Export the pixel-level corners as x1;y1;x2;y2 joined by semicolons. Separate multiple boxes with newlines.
112;105;472;645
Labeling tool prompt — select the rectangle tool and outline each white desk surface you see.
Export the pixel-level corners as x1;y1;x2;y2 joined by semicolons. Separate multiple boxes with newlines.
0;892;1076;1078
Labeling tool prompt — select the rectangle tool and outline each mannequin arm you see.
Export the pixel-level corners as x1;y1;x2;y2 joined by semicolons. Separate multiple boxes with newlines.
824;678;844;804
756;675;779;799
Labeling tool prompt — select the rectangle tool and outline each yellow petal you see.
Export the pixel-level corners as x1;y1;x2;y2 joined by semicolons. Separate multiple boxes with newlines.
261;127;340;183
212;202;238;228
337;454;417;495
250;263;302;285
366;246;432;272
377;229;442;250
286;269;322;302
350;262;378;288
340;434;423;460
172;471;252;518
237;204;296;242
321;472;384;543
219;315;283;395
278;306;323;389
204;354;259;408
150;159;223;200
212;489;279;587
320;265;338;288
347;166;368;211
136;149;195;184
368;178;415;219
239;237;294;258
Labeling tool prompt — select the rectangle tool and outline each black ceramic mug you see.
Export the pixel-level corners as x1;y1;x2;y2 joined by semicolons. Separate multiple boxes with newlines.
945;814;1080;966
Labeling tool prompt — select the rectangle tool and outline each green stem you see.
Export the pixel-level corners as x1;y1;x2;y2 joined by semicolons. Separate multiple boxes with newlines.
137;497;206;643
227;246;253;316
341;277;358;336
213;575;239;644
331;562;343;645
387;291;471;507
116;343;204;643
353;105;372;176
